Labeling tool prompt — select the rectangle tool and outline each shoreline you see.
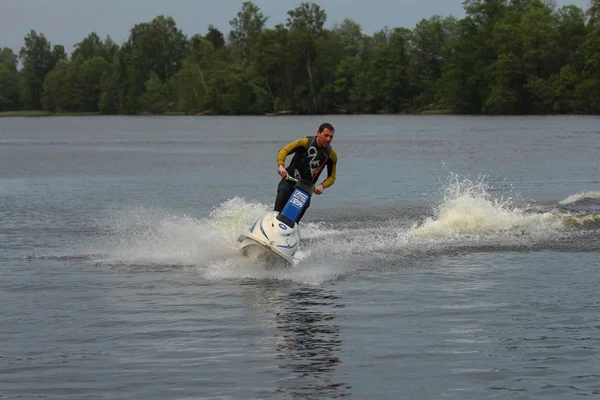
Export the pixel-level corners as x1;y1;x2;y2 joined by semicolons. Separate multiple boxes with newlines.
3;109;596;117
0;111;101;117
0;110;452;117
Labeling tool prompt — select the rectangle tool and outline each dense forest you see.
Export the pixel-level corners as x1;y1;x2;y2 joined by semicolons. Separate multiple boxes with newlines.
1;0;600;115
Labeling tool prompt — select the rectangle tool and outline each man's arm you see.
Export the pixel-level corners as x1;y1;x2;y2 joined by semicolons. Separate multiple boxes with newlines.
277;137;309;178
277;137;309;166
315;149;337;194
320;149;337;189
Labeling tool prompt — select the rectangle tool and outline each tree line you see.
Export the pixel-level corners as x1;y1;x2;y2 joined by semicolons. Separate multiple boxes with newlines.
1;0;600;115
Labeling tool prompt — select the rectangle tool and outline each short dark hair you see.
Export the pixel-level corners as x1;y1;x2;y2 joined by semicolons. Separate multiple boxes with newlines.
318;123;334;133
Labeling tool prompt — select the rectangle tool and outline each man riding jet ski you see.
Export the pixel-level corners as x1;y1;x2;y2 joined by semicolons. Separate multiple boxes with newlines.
239;123;338;265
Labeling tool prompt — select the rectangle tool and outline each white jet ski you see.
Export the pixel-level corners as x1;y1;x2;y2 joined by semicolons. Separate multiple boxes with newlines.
239;177;314;266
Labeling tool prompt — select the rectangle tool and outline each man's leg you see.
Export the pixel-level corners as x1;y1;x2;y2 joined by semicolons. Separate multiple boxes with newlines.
274;179;295;213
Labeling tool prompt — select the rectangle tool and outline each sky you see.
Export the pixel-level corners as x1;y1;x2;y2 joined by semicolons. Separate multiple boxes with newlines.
0;0;592;55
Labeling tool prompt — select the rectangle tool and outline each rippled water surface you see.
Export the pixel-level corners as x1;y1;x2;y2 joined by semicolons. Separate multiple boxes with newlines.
1;115;600;399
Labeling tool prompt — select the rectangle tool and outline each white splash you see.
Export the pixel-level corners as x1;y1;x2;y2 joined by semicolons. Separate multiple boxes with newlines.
88;174;589;282
96;198;266;266
92;198;350;284
410;174;563;239
558;191;600;205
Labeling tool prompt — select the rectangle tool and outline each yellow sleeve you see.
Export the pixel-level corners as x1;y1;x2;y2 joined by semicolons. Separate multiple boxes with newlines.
277;137;309;166
321;148;337;188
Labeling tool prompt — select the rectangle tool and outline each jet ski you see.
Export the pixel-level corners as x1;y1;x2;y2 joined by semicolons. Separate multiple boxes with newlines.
239;177;314;266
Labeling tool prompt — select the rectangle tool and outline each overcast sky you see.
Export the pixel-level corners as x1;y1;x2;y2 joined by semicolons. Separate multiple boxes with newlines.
0;0;592;54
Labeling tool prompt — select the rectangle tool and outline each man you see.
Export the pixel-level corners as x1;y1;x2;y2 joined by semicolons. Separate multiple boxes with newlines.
274;122;338;222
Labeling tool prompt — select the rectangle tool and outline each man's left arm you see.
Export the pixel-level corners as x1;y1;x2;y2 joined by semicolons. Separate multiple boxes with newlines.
315;150;337;195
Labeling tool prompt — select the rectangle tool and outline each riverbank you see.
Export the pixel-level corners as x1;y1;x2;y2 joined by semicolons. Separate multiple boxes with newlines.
0;109;452;117
0;111;101;117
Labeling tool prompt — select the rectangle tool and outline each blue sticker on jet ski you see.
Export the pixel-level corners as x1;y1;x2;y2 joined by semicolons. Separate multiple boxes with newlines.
260;220;269;240
280;188;309;223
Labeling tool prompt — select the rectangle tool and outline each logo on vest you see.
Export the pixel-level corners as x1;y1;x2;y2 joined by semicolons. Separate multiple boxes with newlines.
306;145;322;177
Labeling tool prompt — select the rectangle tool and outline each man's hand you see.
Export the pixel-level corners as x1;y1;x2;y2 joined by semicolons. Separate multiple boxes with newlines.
277;165;288;179
314;184;324;195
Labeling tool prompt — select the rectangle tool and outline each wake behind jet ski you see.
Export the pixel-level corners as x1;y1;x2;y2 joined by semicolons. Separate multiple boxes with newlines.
238;177;314;266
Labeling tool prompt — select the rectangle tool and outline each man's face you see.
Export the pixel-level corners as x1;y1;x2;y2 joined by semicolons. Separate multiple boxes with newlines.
317;128;334;147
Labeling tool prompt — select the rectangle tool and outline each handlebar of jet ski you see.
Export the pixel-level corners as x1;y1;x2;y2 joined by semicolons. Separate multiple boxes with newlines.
284;175;315;195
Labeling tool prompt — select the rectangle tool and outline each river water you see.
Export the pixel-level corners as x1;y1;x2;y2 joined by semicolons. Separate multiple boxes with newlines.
1;115;599;399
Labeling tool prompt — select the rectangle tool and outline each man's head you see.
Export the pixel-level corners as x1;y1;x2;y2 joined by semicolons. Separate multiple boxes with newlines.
316;123;334;148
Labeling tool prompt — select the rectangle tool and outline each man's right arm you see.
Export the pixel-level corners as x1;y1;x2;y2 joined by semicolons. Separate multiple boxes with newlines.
277;138;309;166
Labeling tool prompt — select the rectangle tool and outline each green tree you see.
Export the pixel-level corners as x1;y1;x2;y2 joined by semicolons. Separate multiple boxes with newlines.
42;58;79;112
325;20;367;113
0;67;20;111
77;56;110;111
99;56;125;114
286;2;327;32
527;64;579;113
285;2;329;113
483;4;528;114
205;25;225;49
0;48;20;111
0;47;18;66
351;27;412;113
228;2;267;62
139;72;168;113
587;0;600;27
440;0;508;113
19;30;64;109
332;18;366;57
253;27;292;112
120;15;187;113
210;64;253;114
575;17;600;113
172;59;208;113
410;15;458;109
72;33;118;61
482;0;568;114
553;6;586;70
5;1;598;116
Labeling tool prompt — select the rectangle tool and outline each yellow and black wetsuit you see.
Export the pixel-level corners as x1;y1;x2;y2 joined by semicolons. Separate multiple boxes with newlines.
277;136;338;188
274;136;338;221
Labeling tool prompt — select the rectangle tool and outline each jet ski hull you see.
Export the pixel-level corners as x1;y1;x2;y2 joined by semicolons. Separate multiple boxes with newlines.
239;178;313;267
238;210;300;267
238;236;293;267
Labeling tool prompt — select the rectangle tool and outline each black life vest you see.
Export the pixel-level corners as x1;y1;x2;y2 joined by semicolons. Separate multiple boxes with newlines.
286;136;331;183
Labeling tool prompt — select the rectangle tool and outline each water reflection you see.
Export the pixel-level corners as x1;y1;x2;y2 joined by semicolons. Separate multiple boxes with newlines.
242;281;350;399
